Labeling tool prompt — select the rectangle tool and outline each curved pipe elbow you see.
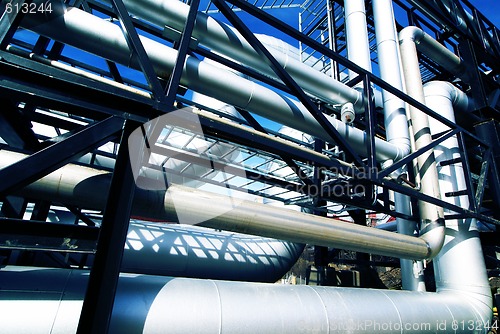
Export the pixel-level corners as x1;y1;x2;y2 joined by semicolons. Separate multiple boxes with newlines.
423;81;474;113
419;218;445;259
399;26;424;45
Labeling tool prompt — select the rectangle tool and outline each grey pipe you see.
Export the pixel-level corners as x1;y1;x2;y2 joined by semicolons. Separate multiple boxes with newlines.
344;0;372;82
104;0;364;111
373;0;424;291
123;222;304;282
408;0;495;58
424;80;492;330
0;252;492;334
0;150;432;259
21;5;407;162
399;26;445;259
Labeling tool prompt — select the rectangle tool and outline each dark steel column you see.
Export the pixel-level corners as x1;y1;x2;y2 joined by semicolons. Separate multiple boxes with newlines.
76;119;139;334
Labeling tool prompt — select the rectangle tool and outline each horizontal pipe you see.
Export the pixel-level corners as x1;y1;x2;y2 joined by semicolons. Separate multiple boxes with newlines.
0;150;431;259
107;0;364;111
0;265;492;333
123;222;304;282
399;26;466;78
20;4;407;161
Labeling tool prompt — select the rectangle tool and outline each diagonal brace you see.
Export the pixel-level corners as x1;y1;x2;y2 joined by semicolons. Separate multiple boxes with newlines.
0;116;125;197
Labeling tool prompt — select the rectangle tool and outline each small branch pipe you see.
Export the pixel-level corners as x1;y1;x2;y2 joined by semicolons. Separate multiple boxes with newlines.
373;0;424;291
21;5;408;161
424;80;492;328
399;26;445;259
0;150;432;260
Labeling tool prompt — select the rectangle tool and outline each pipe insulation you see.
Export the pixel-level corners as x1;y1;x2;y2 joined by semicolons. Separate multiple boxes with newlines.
424;80;492;329
0;150;432;260
344;0;372;81
123;222;304;282
372;0;424;291
21;5;407;162
399;26;466;79
399;26;446;259
407;0;495;58
101;0;365;111
0;255;492;334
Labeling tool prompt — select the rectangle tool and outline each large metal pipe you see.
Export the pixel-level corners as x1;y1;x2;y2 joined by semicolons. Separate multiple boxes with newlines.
103;0;364;112
0;251;492;334
424;80;492;329
123;222;304;282
0;150;432;260
399;26;466;79
372;0;424;291
408;0;495;58
399;26;445;259
21;5;407;162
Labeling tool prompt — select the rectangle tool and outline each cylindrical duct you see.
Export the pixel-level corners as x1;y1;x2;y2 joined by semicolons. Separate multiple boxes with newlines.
373;0;424;291
344;0;372;79
123;222;304;282
0;150;431;259
102;0;364;111
0;265;492;333
399;27;445;259
424;80;492;328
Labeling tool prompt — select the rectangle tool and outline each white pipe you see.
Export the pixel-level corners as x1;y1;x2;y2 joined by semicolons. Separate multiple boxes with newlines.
21;5;408;162
424;80;492;329
343;0;372;122
344;0;372;80
399;27;445;259
399;26;465;78
0;150;432;259
0;257;492;333
373;0;424;291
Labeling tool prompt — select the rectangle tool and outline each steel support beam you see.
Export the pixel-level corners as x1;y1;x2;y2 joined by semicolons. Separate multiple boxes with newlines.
76;120;138;333
0;116;125;197
110;0;167;109
0;0;30;49
164;0;200;107
0;218;99;253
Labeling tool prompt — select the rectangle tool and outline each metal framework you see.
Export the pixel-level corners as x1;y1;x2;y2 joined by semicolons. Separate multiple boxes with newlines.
0;0;499;332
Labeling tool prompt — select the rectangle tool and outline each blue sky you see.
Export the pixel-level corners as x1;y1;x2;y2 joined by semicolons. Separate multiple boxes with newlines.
470;0;500;26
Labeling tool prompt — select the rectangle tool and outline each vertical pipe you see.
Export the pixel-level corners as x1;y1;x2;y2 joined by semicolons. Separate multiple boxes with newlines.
424;81;492;327
344;0;372;81
399;29;445;259
373;0;424;291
